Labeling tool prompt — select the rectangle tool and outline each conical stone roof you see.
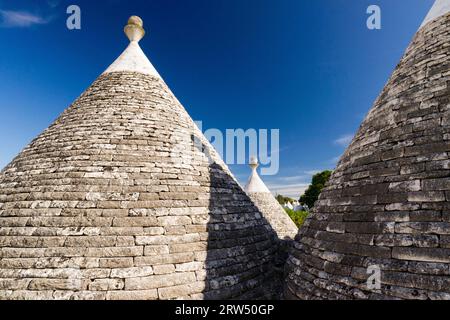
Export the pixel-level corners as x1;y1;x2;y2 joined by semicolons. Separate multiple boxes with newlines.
244;157;298;239
285;1;450;300
0;17;281;300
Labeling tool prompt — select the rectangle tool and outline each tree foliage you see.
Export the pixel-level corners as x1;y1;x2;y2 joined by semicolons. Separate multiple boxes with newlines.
284;209;309;228
300;170;333;208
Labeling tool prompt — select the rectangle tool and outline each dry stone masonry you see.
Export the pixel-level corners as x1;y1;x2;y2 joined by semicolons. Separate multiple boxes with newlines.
0;17;282;300
285;3;450;300
2;1;449;301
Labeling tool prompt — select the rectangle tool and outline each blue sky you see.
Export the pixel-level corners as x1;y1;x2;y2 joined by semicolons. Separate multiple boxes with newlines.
0;0;435;198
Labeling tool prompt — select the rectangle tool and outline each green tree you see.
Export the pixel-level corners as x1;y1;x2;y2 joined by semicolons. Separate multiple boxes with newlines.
300;170;333;208
275;194;294;205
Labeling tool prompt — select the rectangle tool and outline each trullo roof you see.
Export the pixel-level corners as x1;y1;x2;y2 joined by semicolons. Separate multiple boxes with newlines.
285;0;450;300
0;16;281;300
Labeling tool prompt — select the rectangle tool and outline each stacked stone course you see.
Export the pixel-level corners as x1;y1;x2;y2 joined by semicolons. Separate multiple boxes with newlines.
285;12;450;300
0;67;280;299
2;3;449;301
246;193;298;240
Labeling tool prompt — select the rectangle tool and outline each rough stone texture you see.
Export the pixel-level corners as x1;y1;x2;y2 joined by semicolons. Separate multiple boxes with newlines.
247;192;298;240
0;70;281;300
285;12;450;300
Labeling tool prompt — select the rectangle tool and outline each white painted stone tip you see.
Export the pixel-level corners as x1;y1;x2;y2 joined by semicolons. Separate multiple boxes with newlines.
103;16;161;77
421;0;450;29
245;156;271;194
125;16;145;42
249;156;259;168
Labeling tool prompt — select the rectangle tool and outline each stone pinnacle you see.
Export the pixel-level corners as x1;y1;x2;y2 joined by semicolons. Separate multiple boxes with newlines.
124;15;145;42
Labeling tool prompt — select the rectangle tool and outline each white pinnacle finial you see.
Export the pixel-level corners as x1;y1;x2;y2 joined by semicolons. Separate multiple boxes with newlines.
420;0;450;29
245;156;271;193
249;155;259;170
103;15;160;77
125;16;145;42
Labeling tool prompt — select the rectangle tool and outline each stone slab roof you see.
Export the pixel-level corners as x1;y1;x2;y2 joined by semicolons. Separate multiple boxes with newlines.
0;17;283;300
285;3;450;300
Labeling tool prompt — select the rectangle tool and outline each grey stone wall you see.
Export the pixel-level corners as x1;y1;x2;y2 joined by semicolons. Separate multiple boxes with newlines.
285;13;450;300
0;72;281;300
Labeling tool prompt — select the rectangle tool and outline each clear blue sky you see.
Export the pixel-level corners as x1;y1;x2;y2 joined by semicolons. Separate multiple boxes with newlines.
0;0;434;197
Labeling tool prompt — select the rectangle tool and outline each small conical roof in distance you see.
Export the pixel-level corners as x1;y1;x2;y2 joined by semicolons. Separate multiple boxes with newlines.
244;156;271;193
244;157;298;240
